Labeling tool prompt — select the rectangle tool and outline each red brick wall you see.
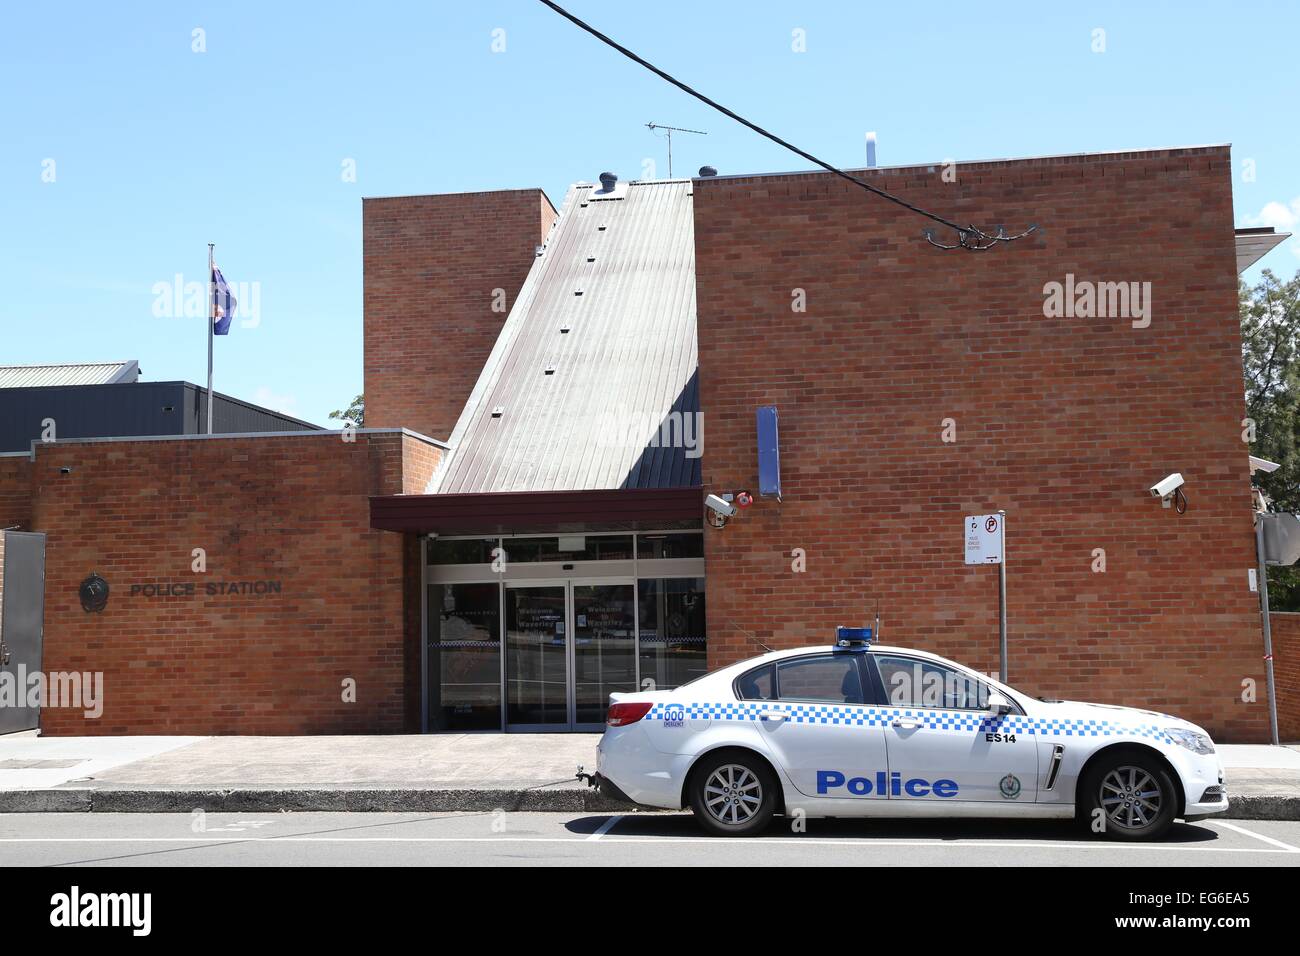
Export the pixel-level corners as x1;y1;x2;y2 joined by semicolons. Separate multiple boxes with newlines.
34;431;441;735
0;455;34;629
0;455;33;530
1272;612;1300;741
364;189;557;441
694;146;1269;741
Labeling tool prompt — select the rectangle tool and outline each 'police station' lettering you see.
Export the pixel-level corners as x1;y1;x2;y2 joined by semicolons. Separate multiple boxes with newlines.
817;770;959;798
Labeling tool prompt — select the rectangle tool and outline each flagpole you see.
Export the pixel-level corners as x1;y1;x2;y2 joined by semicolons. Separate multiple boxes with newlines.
206;242;215;434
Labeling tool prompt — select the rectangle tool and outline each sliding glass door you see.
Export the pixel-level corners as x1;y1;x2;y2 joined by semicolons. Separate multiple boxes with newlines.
503;580;636;730
505;584;570;728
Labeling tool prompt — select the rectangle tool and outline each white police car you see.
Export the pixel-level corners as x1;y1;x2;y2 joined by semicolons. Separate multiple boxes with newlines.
592;630;1227;839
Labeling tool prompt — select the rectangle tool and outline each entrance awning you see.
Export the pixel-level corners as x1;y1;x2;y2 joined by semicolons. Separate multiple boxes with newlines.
369;486;703;534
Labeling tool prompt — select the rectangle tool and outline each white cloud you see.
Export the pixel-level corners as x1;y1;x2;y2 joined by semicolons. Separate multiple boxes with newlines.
1244;198;1300;261
253;386;299;416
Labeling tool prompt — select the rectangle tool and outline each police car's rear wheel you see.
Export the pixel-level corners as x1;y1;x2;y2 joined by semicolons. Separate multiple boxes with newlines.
689;752;777;837
1081;752;1176;841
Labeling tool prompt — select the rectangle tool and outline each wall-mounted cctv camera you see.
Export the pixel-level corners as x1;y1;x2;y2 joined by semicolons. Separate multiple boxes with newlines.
1149;472;1186;511
705;493;737;520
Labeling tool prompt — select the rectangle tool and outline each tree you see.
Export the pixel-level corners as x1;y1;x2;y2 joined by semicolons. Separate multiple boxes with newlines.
1241;269;1300;608
328;394;364;427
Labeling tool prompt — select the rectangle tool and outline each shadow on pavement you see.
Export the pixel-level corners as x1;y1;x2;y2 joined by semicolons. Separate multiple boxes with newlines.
564;813;1222;844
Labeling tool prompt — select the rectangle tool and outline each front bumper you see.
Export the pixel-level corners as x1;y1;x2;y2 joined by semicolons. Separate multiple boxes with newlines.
1169;747;1229;818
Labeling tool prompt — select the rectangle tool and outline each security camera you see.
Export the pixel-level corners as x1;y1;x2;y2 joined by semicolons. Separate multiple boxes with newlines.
1149;473;1186;511
705;494;737;519
1149;473;1184;500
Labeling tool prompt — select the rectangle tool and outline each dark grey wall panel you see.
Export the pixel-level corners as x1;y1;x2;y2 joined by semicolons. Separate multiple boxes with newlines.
0;382;320;452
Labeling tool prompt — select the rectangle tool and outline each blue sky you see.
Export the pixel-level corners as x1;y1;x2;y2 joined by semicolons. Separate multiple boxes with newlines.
2;0;1297;427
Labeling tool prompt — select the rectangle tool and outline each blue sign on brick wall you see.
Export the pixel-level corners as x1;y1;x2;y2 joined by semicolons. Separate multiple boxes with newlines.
756;405;781;499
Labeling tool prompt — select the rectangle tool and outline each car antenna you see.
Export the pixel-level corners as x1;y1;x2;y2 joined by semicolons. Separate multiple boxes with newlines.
728;619;773;654
874;600;881;642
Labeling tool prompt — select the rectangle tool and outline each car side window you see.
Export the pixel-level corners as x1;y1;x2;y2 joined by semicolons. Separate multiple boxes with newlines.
873;655;990;711
776;655;864;705
735;664;775;700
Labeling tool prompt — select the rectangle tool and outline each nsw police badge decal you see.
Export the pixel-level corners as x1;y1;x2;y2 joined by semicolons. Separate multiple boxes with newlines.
999;774;1022;799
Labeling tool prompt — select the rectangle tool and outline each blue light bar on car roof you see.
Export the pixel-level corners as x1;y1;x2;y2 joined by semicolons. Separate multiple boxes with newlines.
834;627;873;651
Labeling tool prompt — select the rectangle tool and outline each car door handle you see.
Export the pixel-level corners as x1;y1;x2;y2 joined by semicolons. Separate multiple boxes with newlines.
892;718;923;730
759;711;787;722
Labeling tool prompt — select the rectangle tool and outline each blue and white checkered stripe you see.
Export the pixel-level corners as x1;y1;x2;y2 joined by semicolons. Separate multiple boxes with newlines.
645;701;1171;742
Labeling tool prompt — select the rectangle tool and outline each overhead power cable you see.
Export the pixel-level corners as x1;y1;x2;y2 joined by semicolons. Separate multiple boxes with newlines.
538;0;1037;251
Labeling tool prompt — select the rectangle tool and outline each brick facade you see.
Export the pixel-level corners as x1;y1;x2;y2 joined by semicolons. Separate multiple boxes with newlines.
0;454;32;531
1271;612;1300;742
32;431;442;735
363;189;557;442
0;455;33;632
5;146;1287;740
693;146;1270;741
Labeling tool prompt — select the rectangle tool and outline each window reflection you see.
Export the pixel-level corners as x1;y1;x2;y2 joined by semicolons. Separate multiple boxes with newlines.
636;533;704;559
500;535;634;563
427;583;501;731
637;577;707;690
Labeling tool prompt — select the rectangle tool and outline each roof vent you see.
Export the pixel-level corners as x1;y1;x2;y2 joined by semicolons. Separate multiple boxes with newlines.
698;165;718;177
592;172;627;200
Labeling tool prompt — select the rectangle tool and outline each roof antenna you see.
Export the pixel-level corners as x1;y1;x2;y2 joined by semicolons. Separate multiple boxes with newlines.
725;618;773;654
646;122;706;178
873;599;881;643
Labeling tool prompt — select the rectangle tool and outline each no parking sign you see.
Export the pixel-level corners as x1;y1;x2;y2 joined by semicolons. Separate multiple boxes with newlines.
964;511;1008;683
964;513;1004;565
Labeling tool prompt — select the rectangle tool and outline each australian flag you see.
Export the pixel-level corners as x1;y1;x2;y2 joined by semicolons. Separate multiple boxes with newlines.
212;265;237;335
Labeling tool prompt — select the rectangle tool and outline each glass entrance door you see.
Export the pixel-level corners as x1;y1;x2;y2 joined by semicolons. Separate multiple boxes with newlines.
505;580;636;730
572;582;637;726
505;585;569;727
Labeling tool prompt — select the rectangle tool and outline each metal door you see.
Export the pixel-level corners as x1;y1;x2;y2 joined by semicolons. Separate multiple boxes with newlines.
0;531;47;734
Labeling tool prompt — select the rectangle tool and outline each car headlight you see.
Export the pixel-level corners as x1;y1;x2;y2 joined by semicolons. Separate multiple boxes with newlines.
1164;728;1215;755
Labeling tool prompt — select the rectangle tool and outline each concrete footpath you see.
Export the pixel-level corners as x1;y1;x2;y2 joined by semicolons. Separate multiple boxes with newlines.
1;731;1299;818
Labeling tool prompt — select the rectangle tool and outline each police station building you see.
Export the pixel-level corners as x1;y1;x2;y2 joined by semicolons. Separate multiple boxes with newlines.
0;145;1291;741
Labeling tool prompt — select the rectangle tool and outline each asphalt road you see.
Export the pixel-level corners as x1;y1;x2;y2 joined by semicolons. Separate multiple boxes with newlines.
0;811;1298;866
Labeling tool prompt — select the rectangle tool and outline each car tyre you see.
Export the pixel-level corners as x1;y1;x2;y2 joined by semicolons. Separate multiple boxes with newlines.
688;750;778;837
1079;750;1177;841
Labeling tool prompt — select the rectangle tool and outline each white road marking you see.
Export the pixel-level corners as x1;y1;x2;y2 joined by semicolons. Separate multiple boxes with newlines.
1209;820;1300;852
0;835;1292;854
586;815;622;841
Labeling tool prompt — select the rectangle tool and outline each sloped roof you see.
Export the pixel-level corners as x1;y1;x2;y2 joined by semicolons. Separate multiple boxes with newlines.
430;179;700;494
1236;227;1291;274
0;360;140;388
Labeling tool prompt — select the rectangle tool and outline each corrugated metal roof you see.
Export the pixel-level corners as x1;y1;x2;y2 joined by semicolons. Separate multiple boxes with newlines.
0;360;139;388
1236;227;1291;274
430;179;700;494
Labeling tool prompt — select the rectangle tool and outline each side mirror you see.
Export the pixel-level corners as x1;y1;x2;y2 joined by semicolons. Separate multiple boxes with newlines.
986;691;1013;716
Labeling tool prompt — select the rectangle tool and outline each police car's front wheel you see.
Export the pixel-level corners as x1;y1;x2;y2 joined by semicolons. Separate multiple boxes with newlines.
1080;750;1177;841
688;751;778;837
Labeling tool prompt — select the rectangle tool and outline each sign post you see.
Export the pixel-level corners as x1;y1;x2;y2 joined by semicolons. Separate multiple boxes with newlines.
965;511;1008;682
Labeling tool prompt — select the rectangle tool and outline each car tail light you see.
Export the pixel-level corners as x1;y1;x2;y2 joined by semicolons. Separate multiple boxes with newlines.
607;702;653;727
